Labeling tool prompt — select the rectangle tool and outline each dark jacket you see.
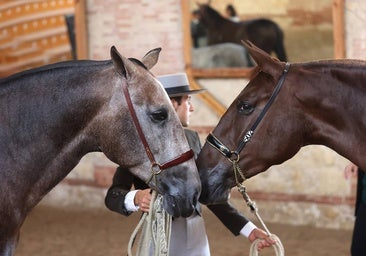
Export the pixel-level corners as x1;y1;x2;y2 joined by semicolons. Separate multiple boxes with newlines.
105;129;249;236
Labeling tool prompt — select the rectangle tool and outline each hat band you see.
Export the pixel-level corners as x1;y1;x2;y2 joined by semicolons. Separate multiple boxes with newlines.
165;85;190;95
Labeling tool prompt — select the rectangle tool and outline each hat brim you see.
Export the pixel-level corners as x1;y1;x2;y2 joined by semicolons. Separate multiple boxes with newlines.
167;88;206;97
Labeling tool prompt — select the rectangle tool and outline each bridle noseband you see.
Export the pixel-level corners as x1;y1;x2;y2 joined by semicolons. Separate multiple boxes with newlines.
122;82;194;185
206;62;291;183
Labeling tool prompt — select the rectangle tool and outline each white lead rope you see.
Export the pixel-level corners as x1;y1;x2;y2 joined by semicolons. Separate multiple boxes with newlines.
246;192;284;256
233;161;284;256
249;233;284;256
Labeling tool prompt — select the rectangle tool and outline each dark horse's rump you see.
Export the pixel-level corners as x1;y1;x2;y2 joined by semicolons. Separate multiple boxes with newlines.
197;4;287;62
244;19;287;61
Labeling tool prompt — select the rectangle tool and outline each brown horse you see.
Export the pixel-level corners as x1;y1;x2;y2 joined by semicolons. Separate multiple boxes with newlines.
0;47;200;255
197;40;366;204
197;4;287;62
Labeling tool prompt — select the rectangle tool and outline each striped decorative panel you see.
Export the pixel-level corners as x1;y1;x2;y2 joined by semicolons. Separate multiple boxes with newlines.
0;0;75;77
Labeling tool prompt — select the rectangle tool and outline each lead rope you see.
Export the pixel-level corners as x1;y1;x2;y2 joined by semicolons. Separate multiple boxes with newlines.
128;190;172;256
232;161;285;256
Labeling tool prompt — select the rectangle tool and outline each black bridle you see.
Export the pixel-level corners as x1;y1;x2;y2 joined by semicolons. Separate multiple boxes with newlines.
122;81;194;185
206;62;291;182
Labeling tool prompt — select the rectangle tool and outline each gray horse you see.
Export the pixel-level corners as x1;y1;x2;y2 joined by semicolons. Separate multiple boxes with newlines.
0;47;201;255
192;43;249;68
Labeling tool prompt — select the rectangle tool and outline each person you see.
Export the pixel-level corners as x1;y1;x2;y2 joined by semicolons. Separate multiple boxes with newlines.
105;73;274;255
190;9;207;48
225;4;240;22
344;163;366;256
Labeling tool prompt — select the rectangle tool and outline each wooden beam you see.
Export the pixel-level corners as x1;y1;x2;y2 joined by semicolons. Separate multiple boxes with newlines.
332;0;345;59
191;67;254;78
181;0;226;117
75;0;88;59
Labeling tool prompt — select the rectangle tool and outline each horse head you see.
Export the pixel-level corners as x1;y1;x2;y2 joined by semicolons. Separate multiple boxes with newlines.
197;41;299;204
89;47;201;217
197;3;229;28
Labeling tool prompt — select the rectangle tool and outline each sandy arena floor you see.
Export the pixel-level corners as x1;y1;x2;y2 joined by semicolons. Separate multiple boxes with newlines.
15;204;352;256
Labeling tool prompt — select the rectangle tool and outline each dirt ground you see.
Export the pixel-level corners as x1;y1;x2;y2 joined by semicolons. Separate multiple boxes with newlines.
15;204;352;256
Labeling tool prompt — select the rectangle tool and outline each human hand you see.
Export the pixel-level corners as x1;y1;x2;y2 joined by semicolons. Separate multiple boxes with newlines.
344;163;358;180
248;228;276;251
134;189;152;212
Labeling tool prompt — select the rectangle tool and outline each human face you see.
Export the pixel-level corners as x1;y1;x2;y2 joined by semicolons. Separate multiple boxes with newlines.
171;95;193;127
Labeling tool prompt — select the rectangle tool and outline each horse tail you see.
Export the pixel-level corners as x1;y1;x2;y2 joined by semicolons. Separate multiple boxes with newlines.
274;25;288;62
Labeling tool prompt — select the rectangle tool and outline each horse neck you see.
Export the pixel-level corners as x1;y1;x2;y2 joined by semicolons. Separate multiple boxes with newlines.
294;61;366;167
202;10;237;45
0;61;113;186
202;6;230;28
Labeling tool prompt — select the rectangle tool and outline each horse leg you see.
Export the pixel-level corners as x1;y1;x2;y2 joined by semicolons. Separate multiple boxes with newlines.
0;233;19;256
274;27;287;62
0;208;24;256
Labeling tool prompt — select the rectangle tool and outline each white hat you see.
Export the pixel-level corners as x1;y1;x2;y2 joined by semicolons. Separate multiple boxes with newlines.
157;73;206;97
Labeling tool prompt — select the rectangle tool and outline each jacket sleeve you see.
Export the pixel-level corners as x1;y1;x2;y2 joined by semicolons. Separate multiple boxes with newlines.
105;166;147;216
207;201;250;236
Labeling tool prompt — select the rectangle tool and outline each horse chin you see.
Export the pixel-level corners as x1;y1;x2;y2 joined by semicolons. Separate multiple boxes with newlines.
198;163;232;204
162;194;195;218
199;182;230;205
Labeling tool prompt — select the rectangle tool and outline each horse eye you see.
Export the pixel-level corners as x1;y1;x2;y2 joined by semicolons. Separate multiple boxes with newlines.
150;109;168;123
237;101;254;115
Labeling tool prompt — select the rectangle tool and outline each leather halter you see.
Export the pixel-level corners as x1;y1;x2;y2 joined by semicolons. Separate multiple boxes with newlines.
122;81;194;184
207;62;291;167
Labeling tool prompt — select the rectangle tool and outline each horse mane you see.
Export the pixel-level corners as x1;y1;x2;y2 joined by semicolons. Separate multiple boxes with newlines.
0;59;111;84
128;58;147;70
299;59;366;72
200;4;230;27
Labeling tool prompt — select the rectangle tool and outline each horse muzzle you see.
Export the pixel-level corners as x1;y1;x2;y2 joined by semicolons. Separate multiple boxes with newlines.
198;165;232;205
162;193;199;218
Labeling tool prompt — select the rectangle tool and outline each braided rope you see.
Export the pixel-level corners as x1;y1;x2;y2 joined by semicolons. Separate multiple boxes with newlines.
128;190;172;256
128;212;147;256
151;193;172;255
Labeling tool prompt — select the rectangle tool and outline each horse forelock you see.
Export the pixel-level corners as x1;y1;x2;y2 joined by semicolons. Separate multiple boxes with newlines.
128;58;148;70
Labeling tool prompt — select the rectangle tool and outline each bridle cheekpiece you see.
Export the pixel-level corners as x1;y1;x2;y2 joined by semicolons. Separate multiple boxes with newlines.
122;81;194;185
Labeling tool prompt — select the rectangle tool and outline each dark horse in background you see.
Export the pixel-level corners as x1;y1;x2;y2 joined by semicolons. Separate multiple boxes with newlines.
197;4;287;63
0;47;201;255
197;40;366;204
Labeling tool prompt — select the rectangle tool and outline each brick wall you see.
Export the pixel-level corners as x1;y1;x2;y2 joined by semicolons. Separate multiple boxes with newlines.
86;0;185;75
345;0;366;59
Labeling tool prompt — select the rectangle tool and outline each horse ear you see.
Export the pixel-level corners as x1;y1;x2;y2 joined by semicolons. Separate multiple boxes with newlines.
110;46;129;78
242;40;282;74
141;47;162;70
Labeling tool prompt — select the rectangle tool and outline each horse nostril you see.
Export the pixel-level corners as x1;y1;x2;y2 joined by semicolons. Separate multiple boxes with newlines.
192;193;201;215
193;194;198;207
